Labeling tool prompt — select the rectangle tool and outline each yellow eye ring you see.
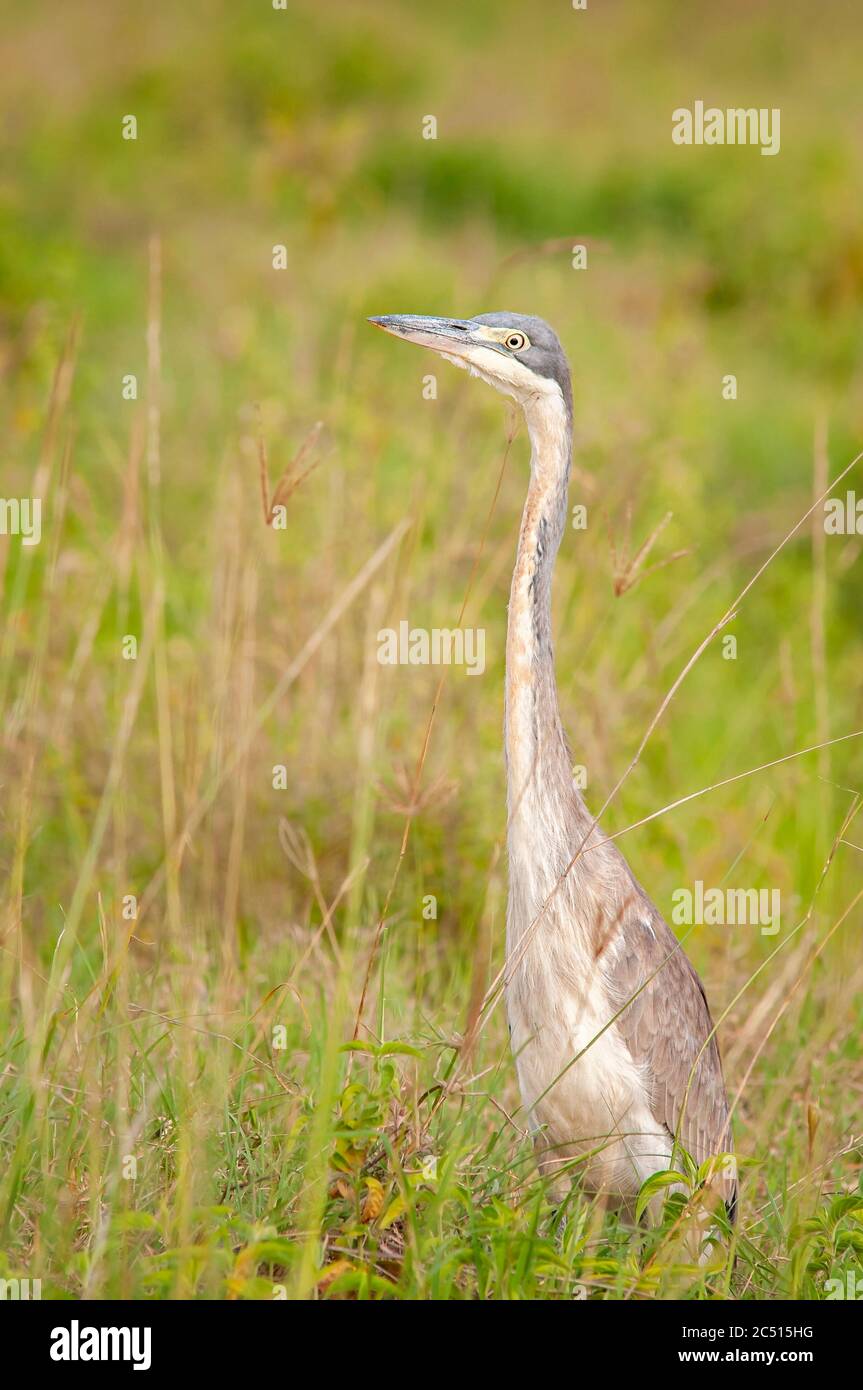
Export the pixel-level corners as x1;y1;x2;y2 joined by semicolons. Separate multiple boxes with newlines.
505;332;528;352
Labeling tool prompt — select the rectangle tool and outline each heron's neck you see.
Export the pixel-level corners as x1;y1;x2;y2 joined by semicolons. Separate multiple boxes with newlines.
505;386;574;830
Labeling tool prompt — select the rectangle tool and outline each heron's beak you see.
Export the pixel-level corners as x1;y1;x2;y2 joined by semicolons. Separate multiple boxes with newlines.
368;314;492;359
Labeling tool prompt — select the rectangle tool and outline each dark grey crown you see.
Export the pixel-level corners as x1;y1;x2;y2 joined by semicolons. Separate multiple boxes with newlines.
472;312;572;417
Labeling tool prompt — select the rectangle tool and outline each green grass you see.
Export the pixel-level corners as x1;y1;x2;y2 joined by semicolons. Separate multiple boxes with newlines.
1;0;862;1299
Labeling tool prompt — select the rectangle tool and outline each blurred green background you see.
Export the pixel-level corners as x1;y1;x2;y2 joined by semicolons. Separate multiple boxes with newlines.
1;0;862;1298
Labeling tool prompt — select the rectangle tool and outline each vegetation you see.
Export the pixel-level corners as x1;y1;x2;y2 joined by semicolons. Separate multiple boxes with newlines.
1;0;861;1299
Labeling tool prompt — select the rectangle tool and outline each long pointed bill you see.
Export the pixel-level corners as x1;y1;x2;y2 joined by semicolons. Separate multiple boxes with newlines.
367;314;485;359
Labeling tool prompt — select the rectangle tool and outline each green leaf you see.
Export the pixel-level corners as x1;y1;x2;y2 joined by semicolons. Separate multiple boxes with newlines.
378;1041;424;1058
635;1170;684;1223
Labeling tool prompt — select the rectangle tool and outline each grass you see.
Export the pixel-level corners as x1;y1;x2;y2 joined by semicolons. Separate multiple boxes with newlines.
1;0;862;1299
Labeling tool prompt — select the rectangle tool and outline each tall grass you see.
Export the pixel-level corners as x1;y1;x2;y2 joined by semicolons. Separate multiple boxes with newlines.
1;0;862;1299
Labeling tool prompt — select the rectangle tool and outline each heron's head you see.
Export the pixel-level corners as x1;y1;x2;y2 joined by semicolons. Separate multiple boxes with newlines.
368;311;572;419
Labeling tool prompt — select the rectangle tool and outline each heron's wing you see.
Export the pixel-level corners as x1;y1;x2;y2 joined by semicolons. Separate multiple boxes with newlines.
603;888;735;1209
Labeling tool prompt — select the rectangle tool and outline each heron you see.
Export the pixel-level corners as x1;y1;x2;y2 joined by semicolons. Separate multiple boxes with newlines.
369;311;736;1235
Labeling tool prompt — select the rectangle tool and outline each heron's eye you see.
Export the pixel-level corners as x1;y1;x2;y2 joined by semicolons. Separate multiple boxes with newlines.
505;331;528;352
